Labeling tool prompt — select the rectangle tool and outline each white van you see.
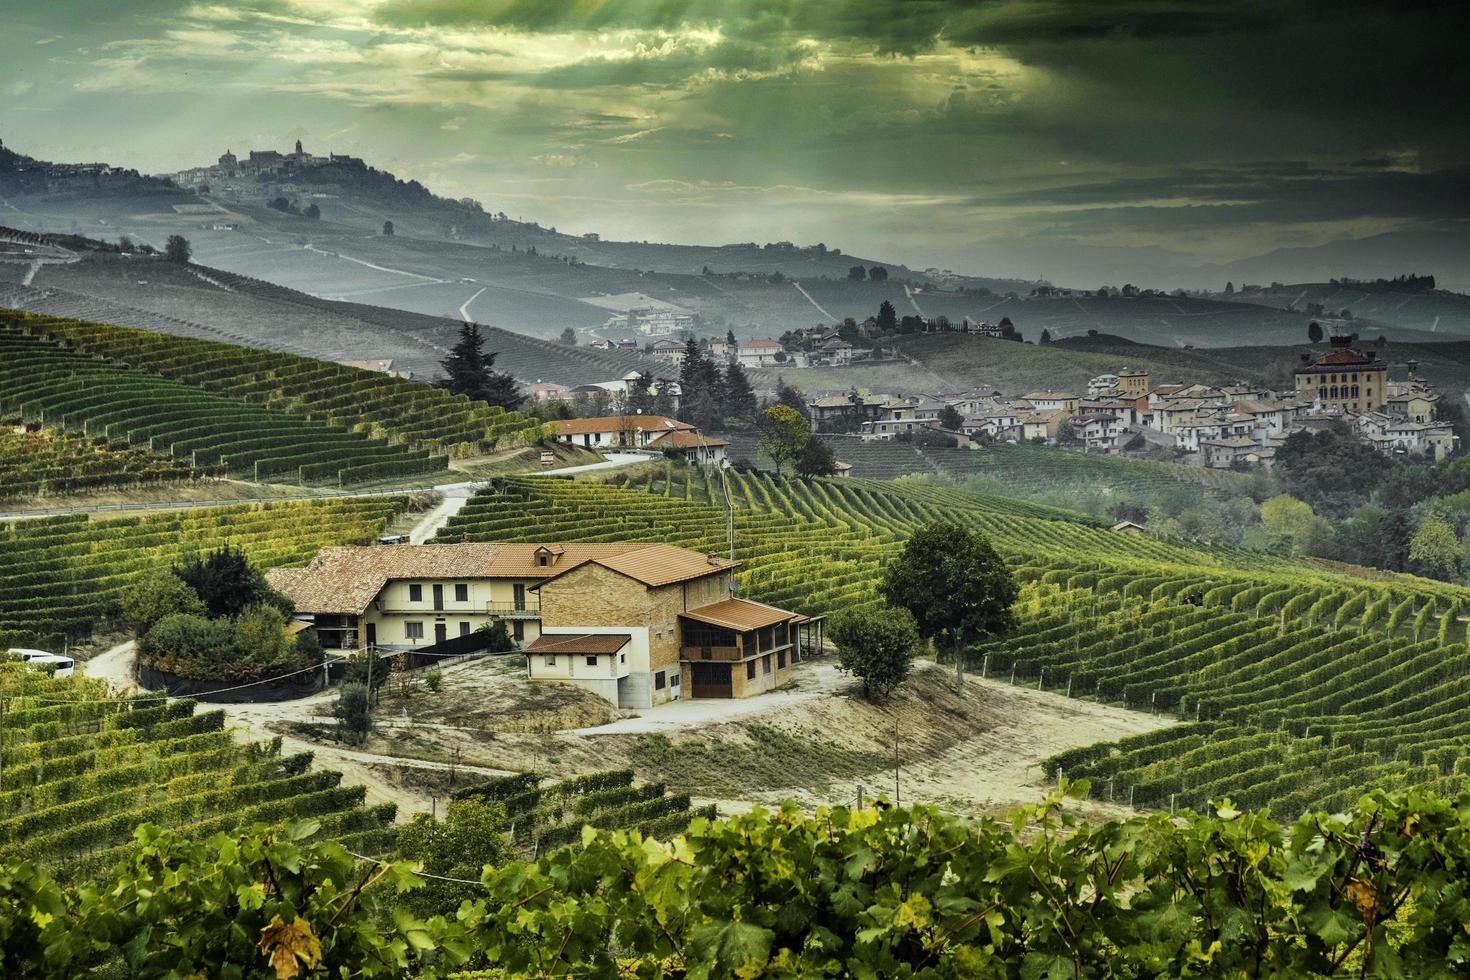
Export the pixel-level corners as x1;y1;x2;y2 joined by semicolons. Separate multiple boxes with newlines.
6;648;75;678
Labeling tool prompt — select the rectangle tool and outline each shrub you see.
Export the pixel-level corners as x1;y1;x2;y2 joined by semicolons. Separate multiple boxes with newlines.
119;570;204;636
424;668;444;693
334;682;373;744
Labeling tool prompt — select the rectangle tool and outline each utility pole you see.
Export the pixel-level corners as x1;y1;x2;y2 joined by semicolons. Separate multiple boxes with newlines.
893;717;900;806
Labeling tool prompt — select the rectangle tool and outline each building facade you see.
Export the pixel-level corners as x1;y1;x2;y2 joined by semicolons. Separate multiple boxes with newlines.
1294;342;1388;412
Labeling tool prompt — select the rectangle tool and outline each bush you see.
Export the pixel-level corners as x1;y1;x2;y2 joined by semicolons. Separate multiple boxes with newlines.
334;682;373;744
119;570;204;636
424;668;444;692
480;620;514;652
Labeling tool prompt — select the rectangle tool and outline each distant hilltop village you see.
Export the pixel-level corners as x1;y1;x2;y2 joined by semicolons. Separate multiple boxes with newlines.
166;140;364;188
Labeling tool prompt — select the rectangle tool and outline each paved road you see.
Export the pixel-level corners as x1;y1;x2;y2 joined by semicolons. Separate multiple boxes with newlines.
0;454;650;523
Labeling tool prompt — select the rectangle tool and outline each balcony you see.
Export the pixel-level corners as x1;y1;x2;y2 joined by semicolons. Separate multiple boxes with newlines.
680;644;744;663
488;599;540;619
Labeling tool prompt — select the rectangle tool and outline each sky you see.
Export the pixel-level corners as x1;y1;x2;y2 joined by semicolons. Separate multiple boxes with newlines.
3;0;1469;285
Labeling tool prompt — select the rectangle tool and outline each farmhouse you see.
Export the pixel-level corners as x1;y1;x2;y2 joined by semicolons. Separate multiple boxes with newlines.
269;542;805;707
527;545;803;705
266;543;551;652
1023;391;1080;414
736;338;784;367
551;414;693;449
646;428;729;464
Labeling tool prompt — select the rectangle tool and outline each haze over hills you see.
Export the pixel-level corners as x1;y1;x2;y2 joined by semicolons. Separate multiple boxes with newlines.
7;137;1470;354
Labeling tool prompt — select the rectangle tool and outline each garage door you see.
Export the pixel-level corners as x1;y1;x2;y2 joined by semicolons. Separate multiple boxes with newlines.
688;662;732;699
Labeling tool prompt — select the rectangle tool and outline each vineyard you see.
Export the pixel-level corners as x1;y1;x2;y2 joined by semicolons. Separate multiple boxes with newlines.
437;466;1470;812
0;424;203;500
451;769;714;856
0;320;452;486
0;309;549;462
0;659;394;883
0;497;401;649
725;436;1261;508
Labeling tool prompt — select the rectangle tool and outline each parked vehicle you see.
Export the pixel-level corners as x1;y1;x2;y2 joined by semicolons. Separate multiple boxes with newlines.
6;648;75;677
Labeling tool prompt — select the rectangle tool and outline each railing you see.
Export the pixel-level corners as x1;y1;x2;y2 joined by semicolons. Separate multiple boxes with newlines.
680;644;744;663
488;600;540;617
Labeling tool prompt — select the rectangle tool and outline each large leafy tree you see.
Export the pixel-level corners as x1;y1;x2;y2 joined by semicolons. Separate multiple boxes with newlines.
795;437;838;477
437;322;523;410
120;569;205;636
756;404;811;476
880;521;1017;688
1409;514;1461;579
828;605;918;700
164;235;191;264
173;547;283;619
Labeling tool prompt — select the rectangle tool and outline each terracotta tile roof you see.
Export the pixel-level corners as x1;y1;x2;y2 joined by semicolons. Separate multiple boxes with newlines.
526;633;631;655
679;597;799;631
648;430;729;449
265;544;504;616
535;543;741;589
742;338;781;349
1024;391;1077;401
552;415;692;436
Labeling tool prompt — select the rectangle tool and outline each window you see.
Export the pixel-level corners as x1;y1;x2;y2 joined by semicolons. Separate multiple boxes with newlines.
620;652;626;663
655;672;666;690
746;660;756;680
512;620;524;641
455;583;469;603
763;655;772;675
537;554;550;567
778;650;786;668
585;655;598;667
544;655;556;666
405;622;424;640
408;584;422;602
459;622;470;636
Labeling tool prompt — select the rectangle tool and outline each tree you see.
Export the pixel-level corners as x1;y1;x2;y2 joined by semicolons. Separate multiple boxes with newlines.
880;521;1017;688
876;300;898;333
164;235;191;264
869;266;888;281
795;437;839;478
334;682;373;745
118;235;134;253
558;327;577;346
233;604;293;665
726;328;736;346
721;362;758;427
1259;494;1334;557
1039;328;1052;345
304;202;320;220
775;378;806;416
1308;320;1324;344
847;265;867;281
437;322;523;409
174;547;281;619
756;404;811;476
937;405;964;431
653;379;677;417
1409;515;1461;579
396;799;514;915
382;220;394;236
1224;281;1234;295
120;569;205;636
828;606;919;700
627;371;655;414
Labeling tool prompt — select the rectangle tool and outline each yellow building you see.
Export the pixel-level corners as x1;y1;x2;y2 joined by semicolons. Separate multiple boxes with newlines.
1293;344;1388;412
1117;368;1149;397
270;541;804;709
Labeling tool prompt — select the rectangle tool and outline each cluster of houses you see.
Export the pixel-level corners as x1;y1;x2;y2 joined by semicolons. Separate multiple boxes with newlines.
810;339;1458;465
267;541;811;706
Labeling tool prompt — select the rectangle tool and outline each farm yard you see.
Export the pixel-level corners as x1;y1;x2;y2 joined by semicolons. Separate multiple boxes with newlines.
433;466;1470;815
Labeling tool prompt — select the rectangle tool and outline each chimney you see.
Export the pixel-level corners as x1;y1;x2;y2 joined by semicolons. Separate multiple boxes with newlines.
706;551;720;566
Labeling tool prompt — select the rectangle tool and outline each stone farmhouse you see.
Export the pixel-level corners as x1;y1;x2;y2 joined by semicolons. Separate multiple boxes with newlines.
551;414;694;450
269;542;804;707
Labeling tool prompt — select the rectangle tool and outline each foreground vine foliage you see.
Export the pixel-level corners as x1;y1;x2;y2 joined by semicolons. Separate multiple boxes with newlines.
4;781;1470;977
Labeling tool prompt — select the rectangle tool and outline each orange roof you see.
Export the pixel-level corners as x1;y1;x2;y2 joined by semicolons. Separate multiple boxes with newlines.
535;543;741;589
552;415;693;436
649;430;729;449
268;542;668;614
679;597;799;631
526;633;630;655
